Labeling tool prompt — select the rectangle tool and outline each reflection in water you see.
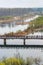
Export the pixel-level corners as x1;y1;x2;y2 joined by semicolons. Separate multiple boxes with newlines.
0;24;29;35
0;22;16;27
0;48;43;60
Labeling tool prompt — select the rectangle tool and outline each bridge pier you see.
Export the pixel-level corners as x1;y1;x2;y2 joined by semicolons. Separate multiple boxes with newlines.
24;39;25;45
4;39;6;45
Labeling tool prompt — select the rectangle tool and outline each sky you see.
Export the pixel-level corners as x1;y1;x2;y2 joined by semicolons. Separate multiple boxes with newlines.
0;0;43;8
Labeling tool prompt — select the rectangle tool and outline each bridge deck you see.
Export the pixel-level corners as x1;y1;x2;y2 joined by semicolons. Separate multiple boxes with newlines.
0;36;43;39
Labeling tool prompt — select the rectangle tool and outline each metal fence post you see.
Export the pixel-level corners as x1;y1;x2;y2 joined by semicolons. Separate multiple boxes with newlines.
4;38;6;45
24;38;25;45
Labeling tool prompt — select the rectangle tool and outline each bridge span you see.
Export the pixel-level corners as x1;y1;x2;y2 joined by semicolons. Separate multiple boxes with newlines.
0;35;43;39
0;36;43;47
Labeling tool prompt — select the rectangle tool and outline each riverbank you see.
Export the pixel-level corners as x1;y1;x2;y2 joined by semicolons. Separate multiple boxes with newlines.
0;15;42;37
0;15;40;36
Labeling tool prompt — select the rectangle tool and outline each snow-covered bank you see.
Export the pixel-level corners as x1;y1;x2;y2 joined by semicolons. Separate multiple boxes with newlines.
0;15;39;35
24;15;39;22
0;25;29;35
27;32;43;36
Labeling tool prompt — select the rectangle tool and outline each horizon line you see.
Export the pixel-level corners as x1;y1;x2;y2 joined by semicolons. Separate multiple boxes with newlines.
0;7;43;8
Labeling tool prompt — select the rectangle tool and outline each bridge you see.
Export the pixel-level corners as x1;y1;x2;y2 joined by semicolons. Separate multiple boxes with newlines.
0;36;43;48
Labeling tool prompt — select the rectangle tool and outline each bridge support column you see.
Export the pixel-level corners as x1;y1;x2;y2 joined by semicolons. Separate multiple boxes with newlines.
24;39;25;45
4;39;6;45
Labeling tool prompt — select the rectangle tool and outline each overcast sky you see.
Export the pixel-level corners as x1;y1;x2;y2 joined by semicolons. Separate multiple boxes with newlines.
0;0;43;8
